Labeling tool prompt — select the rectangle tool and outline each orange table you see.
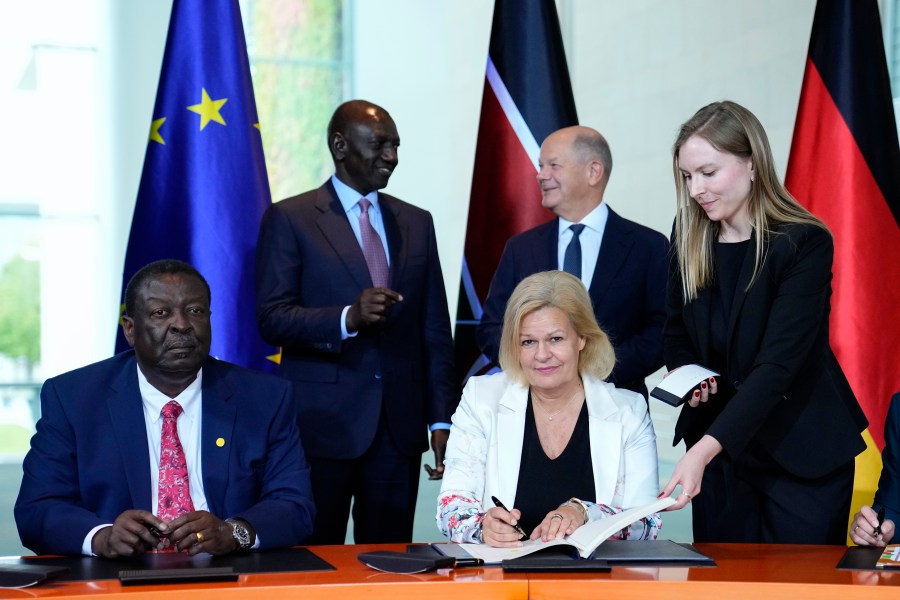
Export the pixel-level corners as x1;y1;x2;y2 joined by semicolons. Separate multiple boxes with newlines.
1;544;898;600
528;543;900;600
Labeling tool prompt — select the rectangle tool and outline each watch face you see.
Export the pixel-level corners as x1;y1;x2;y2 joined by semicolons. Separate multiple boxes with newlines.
229;520;251;548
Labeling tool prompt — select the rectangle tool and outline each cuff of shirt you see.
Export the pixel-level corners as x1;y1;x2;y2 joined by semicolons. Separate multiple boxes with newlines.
340;305;359;340
84;524;113;556
429;423;451;431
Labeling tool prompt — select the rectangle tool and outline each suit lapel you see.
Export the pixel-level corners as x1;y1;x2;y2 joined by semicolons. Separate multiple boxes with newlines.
380;195;407;288
106;357;152;511
584;379;624;503
314;182;373;290
199;360;237;518
497;382;528;503
589;209;633;305
536;221;559;272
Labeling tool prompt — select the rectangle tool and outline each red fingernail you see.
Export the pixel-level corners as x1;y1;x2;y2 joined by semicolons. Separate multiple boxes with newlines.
657;492;664;499
694;390;700;397
709;377;716;384
701;381;707;389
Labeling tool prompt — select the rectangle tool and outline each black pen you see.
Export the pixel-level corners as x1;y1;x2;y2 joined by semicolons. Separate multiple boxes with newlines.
454;557;485;567
490;495;528;540
875;506;886;536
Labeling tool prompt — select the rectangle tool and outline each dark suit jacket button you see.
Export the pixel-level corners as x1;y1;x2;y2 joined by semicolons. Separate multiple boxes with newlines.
374;372;382;380
733;380;741;389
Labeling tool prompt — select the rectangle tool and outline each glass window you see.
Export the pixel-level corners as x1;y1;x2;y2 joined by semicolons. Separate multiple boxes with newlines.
242;0;350;201
0;0;346;557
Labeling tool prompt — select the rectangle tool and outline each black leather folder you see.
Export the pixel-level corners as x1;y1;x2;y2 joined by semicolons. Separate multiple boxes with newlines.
0;563;69;588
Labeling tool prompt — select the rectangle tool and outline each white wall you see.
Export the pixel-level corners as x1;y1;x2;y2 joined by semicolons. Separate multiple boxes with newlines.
352;0;817;316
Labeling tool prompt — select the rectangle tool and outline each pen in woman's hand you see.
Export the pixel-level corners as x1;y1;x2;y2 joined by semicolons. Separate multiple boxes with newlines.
490;496;528;540
875;506;886;536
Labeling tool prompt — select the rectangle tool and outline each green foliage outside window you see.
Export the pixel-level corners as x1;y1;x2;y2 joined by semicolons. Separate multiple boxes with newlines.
244;0;345;203
0;254;40;369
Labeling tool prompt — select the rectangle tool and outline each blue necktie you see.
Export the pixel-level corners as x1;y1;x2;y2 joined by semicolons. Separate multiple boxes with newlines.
563;224;586;279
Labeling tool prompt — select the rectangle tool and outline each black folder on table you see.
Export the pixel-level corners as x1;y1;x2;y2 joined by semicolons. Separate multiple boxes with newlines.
0;563;69;588
836;546;884;570
6;547;334;583
501;540;714;572
588;540;715;566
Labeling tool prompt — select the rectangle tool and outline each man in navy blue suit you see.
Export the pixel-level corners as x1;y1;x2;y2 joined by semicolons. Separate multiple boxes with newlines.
255;100;457;544
477;126;668;398
15;260;314;557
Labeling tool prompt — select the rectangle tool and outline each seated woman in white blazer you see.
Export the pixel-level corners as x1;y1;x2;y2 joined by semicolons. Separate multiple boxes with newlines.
438;270;661;546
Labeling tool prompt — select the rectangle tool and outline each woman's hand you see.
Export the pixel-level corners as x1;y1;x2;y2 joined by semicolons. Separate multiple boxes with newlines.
687;376;717;408
661;434;723;509
850;505;895;546
482;506;526;547
531;504;585;542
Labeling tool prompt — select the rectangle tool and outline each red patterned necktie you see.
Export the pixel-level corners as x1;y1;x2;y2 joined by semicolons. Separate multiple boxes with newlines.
157;400;194;523
358;198;390;287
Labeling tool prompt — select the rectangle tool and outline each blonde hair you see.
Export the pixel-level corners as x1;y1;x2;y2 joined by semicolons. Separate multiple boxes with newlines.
498;271;615;384
671;101;828;301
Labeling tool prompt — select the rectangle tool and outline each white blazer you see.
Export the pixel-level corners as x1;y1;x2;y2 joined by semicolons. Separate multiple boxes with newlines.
440;372;659;521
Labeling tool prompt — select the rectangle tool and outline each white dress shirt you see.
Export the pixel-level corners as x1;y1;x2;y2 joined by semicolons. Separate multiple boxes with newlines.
557;201;609;290
82;368;207;555
331;174;392;340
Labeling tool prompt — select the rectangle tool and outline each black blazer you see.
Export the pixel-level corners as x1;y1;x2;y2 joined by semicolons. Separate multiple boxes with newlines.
477;207;668;397
255;181;457;460
665;222;867;478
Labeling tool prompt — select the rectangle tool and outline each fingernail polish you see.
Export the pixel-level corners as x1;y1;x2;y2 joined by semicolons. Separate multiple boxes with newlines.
701;381;707;389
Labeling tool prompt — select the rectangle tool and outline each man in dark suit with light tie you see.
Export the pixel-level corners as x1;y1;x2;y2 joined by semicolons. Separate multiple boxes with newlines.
15;259;315;557
255;100;457;544
477;126;667;398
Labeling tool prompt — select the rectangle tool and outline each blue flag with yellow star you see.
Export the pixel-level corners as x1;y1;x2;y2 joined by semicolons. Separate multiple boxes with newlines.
116;0;276;371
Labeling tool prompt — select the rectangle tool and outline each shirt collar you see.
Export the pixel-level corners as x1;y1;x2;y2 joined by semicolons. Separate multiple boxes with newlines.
136;366;203;423
558;200;608;234
331;174;379;214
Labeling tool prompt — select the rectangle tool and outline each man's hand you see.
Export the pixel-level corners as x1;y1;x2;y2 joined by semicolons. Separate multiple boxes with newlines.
346;288;403;332
91;510;167;558
423;429;450;480
167;510;248;556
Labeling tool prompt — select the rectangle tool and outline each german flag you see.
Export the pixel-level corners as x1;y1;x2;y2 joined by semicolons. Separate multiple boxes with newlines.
453;0;578;384
785;0;900;526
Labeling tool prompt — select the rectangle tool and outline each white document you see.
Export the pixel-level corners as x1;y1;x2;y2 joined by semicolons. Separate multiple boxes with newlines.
453;496;676;563
650;364;719;406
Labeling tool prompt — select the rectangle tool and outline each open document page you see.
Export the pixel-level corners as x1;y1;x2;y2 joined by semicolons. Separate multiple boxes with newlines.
448;496;676;563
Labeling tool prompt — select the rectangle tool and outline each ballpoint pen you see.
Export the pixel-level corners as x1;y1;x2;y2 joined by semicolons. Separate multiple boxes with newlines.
874;506;886;536
490;495;528;540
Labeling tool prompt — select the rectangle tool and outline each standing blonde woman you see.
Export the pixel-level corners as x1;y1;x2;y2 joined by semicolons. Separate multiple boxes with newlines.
660;101;867;544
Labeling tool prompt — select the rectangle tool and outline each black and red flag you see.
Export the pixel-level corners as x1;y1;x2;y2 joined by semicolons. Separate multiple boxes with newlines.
453;0;578;384
785;0;900;509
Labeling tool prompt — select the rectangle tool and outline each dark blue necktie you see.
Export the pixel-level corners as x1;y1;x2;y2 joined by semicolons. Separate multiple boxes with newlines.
563;224;586;279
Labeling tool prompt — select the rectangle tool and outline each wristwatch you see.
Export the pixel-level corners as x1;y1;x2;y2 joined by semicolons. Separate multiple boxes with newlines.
226;519;252;550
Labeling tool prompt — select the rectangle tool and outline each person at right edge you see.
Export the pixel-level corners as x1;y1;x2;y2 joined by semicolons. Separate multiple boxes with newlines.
660;100;868;544
850;392;899;547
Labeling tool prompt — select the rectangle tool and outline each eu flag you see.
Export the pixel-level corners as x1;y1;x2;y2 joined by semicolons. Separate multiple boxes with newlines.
116;0;276;371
